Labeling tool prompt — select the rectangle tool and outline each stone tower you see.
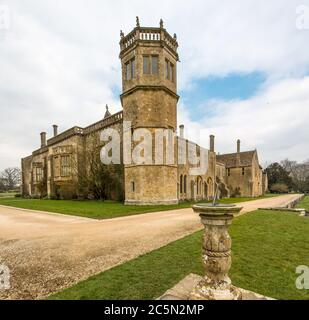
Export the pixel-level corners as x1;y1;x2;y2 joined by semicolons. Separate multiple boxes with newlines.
120;17;179;205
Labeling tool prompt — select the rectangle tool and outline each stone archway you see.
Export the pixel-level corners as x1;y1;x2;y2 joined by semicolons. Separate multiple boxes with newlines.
197;176;203;200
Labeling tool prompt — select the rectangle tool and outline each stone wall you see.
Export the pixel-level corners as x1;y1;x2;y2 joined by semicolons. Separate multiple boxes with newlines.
21;22;266;204
178;137;216;202
224;152;264;197
21;116;124;200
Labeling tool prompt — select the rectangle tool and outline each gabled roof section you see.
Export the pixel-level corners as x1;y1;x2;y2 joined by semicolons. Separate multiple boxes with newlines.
217;150;256;168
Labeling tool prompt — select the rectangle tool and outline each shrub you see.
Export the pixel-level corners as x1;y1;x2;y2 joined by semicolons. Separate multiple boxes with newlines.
231;187;241;198
14;193;22;198
49;194;59;200
59;185;77;200
270;183;289;194
31;195;41;199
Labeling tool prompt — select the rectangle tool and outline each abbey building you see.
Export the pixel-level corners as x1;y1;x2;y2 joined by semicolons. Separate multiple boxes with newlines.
21;18;268;204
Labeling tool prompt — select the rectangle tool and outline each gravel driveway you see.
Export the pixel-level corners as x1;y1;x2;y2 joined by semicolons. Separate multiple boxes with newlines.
0;194;303;300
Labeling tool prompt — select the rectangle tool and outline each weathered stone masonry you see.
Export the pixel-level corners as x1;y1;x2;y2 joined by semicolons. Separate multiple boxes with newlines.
21;19;267;204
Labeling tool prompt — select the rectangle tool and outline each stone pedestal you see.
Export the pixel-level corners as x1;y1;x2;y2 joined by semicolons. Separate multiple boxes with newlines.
159;274;273;300
190;204;243;300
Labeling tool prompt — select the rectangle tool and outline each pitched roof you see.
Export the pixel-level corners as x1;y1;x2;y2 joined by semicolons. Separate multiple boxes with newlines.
216;151;256;168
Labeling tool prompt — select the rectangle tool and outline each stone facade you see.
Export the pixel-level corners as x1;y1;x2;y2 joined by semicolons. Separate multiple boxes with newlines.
217;141;268;197
21;19;267;204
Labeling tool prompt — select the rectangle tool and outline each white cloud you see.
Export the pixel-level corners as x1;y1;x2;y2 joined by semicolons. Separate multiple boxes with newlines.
178;77;309;163
0;0;308;169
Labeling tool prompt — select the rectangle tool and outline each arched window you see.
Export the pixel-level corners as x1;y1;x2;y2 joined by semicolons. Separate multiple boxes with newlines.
196;177;202;195
184;175;187;194
180;175;183;194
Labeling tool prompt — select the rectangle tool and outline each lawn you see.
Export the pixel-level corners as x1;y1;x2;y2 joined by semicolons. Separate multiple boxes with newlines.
49;208;309;300
298;195;309;209
0;195;276;220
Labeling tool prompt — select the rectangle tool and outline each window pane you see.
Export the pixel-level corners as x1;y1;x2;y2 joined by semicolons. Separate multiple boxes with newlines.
143;56;150;74
125;62;131;80
165;60;169;79
61;156;70;177
170;63;174;82
180;175;183;194
131;59;135;78
152;56;158;74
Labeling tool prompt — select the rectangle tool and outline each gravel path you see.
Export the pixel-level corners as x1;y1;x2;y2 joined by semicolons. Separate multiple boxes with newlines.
0;194;303;300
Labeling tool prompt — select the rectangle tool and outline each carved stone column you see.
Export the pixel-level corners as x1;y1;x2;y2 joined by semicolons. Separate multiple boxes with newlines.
190;204;243;300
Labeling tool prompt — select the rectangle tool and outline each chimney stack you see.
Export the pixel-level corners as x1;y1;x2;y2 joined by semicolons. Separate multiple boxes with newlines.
210;135;215;152
40;132;47;148
53;125;58;137
179;125;184;139
237;139;241;153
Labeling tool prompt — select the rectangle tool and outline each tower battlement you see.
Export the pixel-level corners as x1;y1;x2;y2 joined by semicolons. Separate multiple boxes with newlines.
119;17;179;61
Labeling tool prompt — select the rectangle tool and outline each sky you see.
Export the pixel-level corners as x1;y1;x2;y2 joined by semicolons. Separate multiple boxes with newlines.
0;0;309;170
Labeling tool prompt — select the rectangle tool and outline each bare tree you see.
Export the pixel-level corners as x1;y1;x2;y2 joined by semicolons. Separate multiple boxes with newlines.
72;133;124;201
280;159;309;192
0;167;21;190
0;178;5;192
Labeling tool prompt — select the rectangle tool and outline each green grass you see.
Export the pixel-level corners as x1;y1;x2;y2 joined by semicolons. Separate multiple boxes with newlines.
49;209;309;300
0;195;275;220
298;196;309;210
0;198;193;219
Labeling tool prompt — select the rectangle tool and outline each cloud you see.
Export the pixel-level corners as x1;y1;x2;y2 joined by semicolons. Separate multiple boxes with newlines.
0;0;308;170
178;76;309;163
